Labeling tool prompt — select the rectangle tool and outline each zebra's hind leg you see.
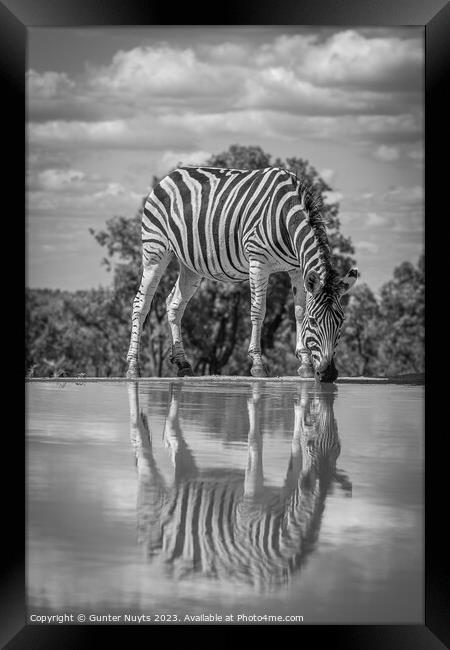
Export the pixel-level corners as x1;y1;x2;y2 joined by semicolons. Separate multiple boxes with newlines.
248;259;270;378
126;253;171;378
166;263;202;377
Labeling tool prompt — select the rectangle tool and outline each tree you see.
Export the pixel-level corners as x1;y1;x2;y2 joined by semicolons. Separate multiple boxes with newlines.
89;144;357;376
335;283;383;377
89;193;180;376
191;145;357;373
26;144;360;377
26;286;132;377
377;254;424;375
273;155;356;277
26;288;70;377
183;282;250;375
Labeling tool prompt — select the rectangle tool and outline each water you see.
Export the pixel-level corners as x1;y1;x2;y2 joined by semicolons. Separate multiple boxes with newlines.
26;379;424;624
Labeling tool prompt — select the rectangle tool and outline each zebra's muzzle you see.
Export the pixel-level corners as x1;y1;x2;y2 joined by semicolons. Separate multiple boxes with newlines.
315;358;338;383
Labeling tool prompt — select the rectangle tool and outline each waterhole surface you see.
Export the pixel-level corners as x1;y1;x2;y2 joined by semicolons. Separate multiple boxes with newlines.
26;379;424;624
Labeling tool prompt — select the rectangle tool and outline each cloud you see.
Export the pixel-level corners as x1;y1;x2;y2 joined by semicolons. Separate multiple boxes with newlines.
384;185;424;203
350;185;423;207
156;150;212;175
253;31;423;91
29;119;127;143
239;69;401;116
28;117;197;150
374;145;400;161
92;182;126;199
157;110;422;150
408;148;424;163
356;241;379;255
29;168;86;192
27;69;75;98
319;168;336;184
91;45;213;96
27;165;142;218
26;29;423;179
27;69;110;123
28;187;138;217
88;33;422;109
338;184;424;239
359;114;422;143
28;109;420;156
199;41;249;65
27;29;423;134
365;212;387;227
323;190;344;205
26;28;424;293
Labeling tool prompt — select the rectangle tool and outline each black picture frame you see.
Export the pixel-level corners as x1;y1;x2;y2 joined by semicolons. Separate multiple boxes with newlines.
5;0;448;647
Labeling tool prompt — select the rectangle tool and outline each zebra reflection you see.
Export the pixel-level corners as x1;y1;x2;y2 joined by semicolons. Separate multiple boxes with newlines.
127;382;351;590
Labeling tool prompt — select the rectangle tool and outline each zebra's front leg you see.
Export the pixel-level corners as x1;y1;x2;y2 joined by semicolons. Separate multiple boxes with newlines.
248;260;270;378
166;264;201;377
126;254;170;378
289;269;315;378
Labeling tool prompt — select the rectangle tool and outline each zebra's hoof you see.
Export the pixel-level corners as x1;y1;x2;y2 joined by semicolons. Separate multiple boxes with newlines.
297;365;315;378
176;362;194;377
126;365;141;379
251;364;269;378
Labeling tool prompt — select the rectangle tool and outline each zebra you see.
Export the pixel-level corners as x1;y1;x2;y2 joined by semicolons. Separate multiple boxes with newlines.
127;381;351;590
126;166;358;381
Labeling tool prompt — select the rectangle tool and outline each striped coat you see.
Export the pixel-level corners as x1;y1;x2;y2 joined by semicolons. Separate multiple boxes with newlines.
129;383;351;590
127;166;358;379
143;166;309;279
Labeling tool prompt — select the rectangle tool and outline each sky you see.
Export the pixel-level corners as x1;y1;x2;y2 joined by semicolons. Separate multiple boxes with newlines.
26;26;424;293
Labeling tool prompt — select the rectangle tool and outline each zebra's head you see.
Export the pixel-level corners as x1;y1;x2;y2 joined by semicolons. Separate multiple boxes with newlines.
302;267;358;382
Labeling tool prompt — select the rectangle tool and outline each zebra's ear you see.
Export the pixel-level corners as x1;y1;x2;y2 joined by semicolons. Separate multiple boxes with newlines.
338;267;359;295
304;270;322;295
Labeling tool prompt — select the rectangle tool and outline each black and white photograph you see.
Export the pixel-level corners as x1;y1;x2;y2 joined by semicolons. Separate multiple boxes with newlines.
22;21;428;631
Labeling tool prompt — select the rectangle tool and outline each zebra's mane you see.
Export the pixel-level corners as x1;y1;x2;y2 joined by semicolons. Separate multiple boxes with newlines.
290;172;340;292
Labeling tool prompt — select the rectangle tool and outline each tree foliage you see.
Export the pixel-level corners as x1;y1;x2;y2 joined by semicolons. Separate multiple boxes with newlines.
336;283;383;377
25;145;424;379
377;254;425;375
